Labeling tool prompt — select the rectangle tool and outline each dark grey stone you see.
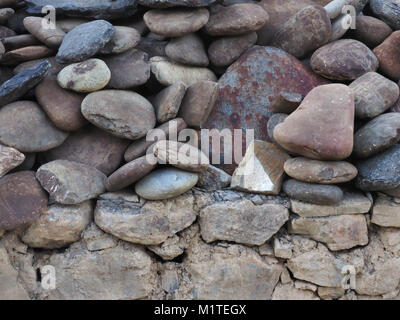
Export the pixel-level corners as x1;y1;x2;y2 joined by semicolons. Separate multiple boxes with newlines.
138;0;215;8
267;113;287;144
0;60;50;106
370;0;400;30
56;20;115;64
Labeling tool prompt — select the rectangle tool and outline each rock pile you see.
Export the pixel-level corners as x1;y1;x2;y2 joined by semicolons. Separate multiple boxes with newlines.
0;0;400;300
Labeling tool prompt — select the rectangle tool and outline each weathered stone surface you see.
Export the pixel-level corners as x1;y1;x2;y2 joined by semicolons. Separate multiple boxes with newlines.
56;20;114;64
23;16;65;48
0;8;14;25
103;49;150;89
197;165;231;190
135;167;198;200
373;31;400;80
290;191;372;218
95;191;196;245
289;215;369;251
205;4;268;36
354;113;400;158
81;90;156;140
284;157;358;184
0;143;24;178
267;113;288;144
2;34;40;51
150;56;217;86
0;171;48;230
270;92;302;114
0;59;50;106
21;201;93;249
57;18;91;32
356;145;400;191
353;15;392;48
283;179;343;205
152;82;186;123
166;33;208;67
208;32;257;67
349;72;399;119
383;187;400;198
100;26;140;54
372;195;400;228
271;4;331;59
0;46;53;65
274;237;293;259
43;126;129;175
25;0;138;19
153;140;209;172
13;56;63;77
370;0;400;30
35;77;87;131
36;160;106;205
82;223;118;252
178;80;218;128
57;59;111;92
318;286;345;300
138;0;215;7
0;101;68;152
311;39;379;80
272;283;320;300
147;235;184;260
105;156;156;192
136;36;168;57
199;199;288;245
204;46;327;173
144;8;209;37
274;84;354;160
231;140;290;195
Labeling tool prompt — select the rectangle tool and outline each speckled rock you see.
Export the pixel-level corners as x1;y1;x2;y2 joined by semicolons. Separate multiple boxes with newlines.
0;171;48;230
353;113;400;158
143;8;209;37
36;160;106;204
165;33;208;67
151;82;186;123
0;143;25;178
373;31;400;80
0;101;68;152
370;0;400;30
356;145;400;191
372;194;400;227
57;59;111;92
56;20;115;63
353;15;392;48
23;16;66;48
81;90;156;140
311;39;379;80
100;26;140;54
135;167;198;200
197;165;231;190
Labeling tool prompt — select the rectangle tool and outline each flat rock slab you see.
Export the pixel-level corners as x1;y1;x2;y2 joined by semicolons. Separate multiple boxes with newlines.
0;60;50;106
290;191;372;217
372;195;400;227
0;101;68;152
36;160;106;205
25;0;138;19
199;199;289;246
0;171;48;230
94;191;197;245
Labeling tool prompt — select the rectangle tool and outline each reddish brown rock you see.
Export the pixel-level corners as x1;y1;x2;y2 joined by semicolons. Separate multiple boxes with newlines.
0;45;54;65
373;31;400;81
274;84;354;160
311;39;379;80
353;15;392;48
0;171;48;230
23;16;66;48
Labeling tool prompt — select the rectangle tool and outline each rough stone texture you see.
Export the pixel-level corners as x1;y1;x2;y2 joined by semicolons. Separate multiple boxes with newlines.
290;191;372;218
383;187;400;198
353;15;392;48
0;143;25;178
374;30;400;81
349;72;399;119
274;84;354;160
284;157;358;184
103;49;150;89
135;168;198;200
166;33;209;67
370;0;400;30
197;165;231;190
25;0;138;19
372;194;400;227
150;56;217;86
0;101;68;152
0;171;48;231
267;113;288;144
100;26;140;55
199;199;289;245
311;39;379;80
353;113;400;158
356;145;400;191
36;160;106;205
81;90;156;140
283;179;343;205
152;82;186;123
231;140;290;195
289;215;369;251
270;92;302;114
94;191;196;245
23;16;65;48
271;4;331;59
0;59;50;106
21;201;93;249
138;0;215;7
42;126;129;175
144;8;209;37
272;283;320;300
208;32;257;67
56;20;115;64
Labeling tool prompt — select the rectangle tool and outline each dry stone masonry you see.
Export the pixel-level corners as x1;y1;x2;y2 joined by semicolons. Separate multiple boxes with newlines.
0;0;399;300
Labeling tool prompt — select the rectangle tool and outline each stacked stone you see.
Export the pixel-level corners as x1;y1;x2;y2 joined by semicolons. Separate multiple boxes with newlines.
0;0;400;300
